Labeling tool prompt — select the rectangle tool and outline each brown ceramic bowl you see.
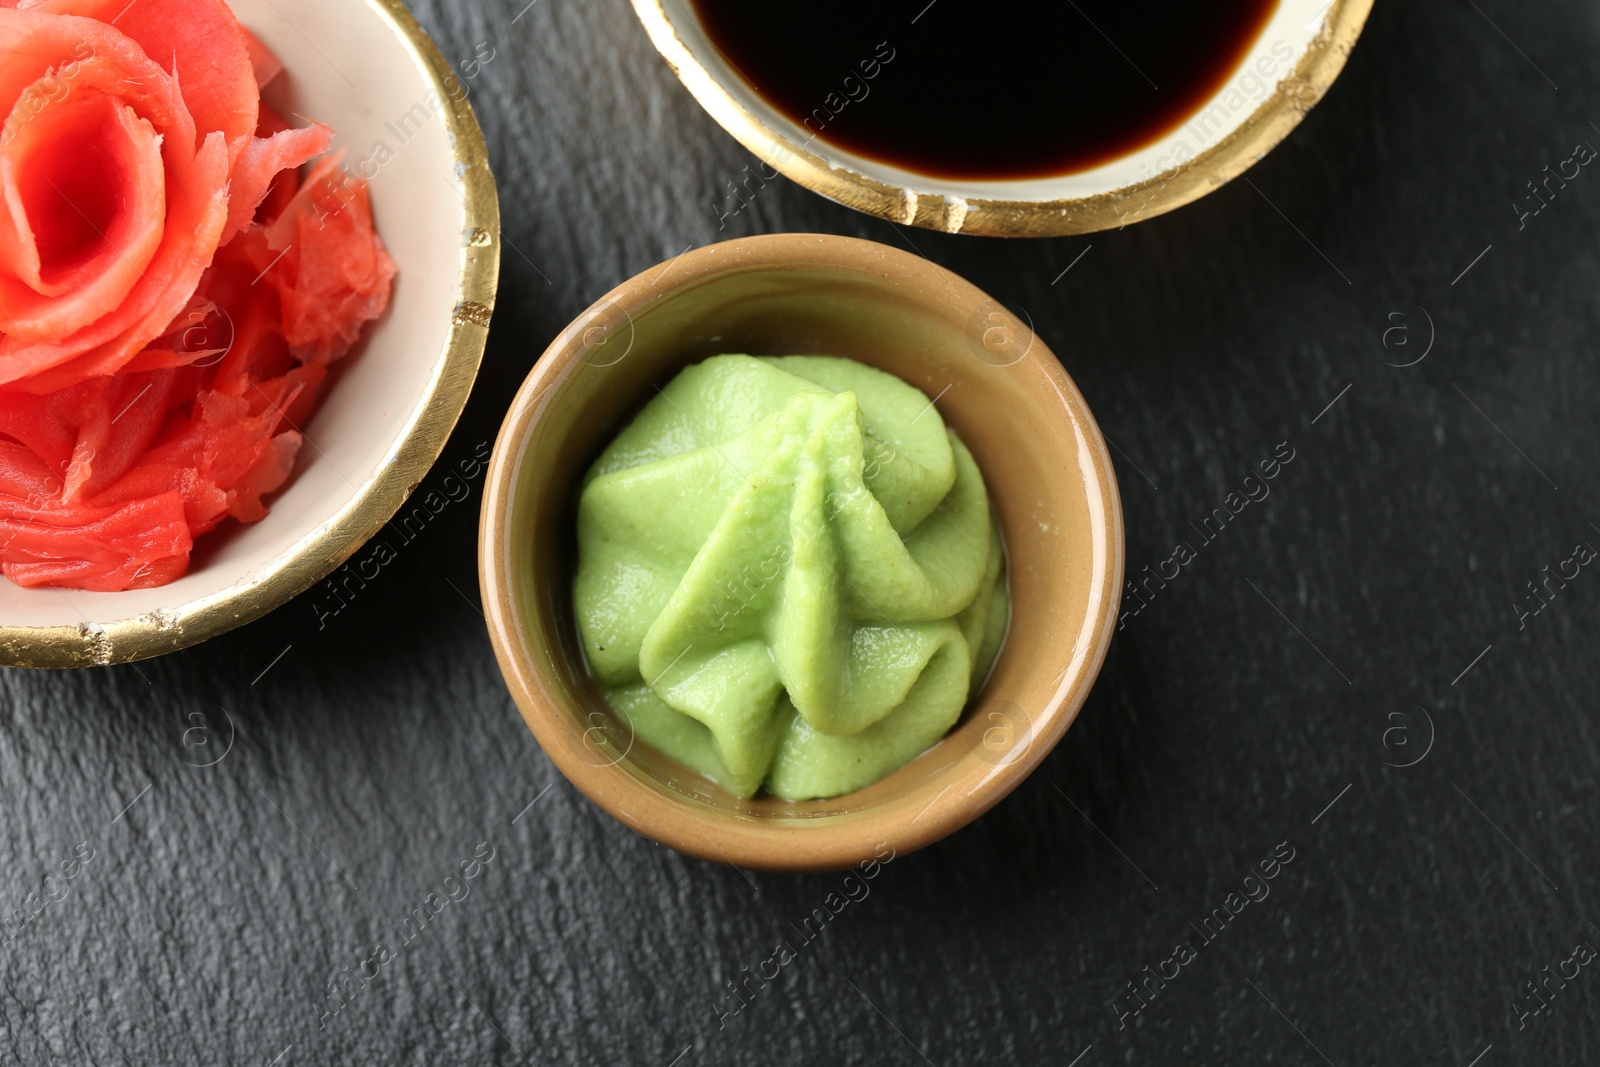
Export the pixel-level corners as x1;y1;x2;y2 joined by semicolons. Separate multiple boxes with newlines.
479;234;1123;871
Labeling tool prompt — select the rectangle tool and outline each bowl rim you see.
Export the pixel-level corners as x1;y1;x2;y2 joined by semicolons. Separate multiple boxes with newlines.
479;233;1126;871
629;0;1374;237
0;0;500;669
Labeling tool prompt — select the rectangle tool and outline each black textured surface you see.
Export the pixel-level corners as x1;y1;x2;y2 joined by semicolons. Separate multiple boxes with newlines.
5;1;1600;1064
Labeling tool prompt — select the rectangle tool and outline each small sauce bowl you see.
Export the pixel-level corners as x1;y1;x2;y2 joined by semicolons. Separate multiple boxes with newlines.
631;0;1373;236
480;234;1123;870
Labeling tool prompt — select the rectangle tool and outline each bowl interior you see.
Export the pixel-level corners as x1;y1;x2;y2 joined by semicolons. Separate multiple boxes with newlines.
0;0;488;659
488;238;1121;865
652;0;1339;202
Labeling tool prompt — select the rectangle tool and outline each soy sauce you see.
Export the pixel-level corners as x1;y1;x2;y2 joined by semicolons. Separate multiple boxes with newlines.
689;0;1281;182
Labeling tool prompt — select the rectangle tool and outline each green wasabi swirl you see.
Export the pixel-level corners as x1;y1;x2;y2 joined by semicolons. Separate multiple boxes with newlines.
574;355;1008;800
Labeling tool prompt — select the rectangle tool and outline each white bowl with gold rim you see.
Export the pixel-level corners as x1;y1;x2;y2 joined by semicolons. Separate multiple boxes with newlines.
0;0;498;668
632;0;1373;237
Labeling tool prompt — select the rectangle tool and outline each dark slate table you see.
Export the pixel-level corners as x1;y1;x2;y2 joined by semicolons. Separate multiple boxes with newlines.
5;1;1600;1063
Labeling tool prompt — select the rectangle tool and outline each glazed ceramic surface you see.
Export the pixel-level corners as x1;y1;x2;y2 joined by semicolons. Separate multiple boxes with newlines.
480;234;1124;870
631;0;1373;235
0;0;499;668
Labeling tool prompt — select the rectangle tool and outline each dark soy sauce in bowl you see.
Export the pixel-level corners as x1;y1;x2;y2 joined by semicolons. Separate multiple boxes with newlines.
689;0;1281;182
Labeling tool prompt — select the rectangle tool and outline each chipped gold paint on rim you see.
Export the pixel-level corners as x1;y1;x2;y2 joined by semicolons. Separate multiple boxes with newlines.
632;0;1374;236
0;0;500;669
